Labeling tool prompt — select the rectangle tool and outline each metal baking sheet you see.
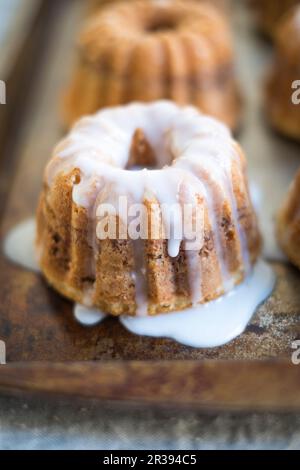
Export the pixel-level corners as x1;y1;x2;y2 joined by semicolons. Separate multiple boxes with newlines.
0;0;299;410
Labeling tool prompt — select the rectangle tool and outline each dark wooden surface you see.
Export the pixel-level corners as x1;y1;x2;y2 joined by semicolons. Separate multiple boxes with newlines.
1;360;300;411
0;0;300;409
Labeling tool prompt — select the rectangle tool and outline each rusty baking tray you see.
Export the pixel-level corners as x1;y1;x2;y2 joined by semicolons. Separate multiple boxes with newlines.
0;0;300;410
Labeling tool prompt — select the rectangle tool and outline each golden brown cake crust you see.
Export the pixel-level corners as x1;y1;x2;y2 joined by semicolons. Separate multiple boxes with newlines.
62;0;241;130
277;170;300;269
250;0;300;38
89;0;230;14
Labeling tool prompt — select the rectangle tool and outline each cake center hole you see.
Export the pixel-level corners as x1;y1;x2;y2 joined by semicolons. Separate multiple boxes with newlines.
146;16;177;33
127;128;172;170
127;129;157;170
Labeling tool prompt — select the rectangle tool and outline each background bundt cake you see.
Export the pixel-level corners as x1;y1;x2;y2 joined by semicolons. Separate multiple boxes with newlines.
88;0;230;14
277;169;300;269
37;101;261;317
265;5;300;140
250;0;300;38
63;0;241;130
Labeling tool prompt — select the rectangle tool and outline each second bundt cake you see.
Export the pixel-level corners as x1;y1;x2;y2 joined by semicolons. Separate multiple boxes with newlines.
88;0;230;14
265;5;300;141
63;0;241;130
250;0;300;38
37;101;261;317
277;171;300;269
277;169;300;269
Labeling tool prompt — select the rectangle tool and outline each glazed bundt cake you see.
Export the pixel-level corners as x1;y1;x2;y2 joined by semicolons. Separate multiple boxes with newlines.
63;0;241;130
265;5;300;140
277;169;300;269
250;0;300;38
37;101;261;317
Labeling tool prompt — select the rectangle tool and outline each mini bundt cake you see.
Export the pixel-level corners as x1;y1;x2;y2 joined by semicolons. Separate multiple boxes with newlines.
265;5;300;140
37;101;261;317
89;0;229;13
277;170;300;268
63;0;241;130
250;0;300;38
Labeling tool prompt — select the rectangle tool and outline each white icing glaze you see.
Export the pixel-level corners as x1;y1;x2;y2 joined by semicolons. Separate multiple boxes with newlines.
120;260;275;348
3;218;40;272
250;181;286;262
45;101;253;314
74;304;106;326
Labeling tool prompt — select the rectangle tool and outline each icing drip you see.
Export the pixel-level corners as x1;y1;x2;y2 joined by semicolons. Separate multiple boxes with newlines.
228;148;251;276
120;260;275;348
74;304;106;326
3;218;39;272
